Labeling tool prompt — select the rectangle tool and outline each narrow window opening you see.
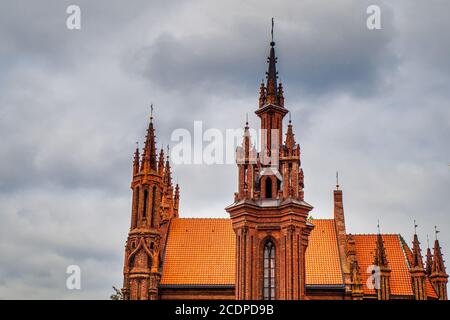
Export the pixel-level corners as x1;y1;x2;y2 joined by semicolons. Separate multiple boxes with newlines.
263;240;276;300
265;177;273;199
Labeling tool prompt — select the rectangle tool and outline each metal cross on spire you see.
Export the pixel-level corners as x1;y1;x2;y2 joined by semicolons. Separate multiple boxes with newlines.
377;219;381;234
427;234;430;248
150;103;154;121
271;17;274;44
414;219;418;234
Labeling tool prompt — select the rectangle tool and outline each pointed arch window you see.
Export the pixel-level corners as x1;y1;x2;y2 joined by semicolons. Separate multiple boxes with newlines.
263;240;276;300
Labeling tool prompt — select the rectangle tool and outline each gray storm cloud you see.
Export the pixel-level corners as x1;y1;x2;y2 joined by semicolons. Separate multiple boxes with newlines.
0;0;449;298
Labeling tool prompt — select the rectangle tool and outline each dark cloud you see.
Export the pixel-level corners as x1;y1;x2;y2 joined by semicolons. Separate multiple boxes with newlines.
133;1;398;99
0;0;449;298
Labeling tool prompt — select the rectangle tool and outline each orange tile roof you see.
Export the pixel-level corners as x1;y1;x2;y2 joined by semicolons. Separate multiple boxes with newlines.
305;219;344;285
161;217;344;287
160;218;235;285
353;234;413;296
161;218;432;298
425;277;438;299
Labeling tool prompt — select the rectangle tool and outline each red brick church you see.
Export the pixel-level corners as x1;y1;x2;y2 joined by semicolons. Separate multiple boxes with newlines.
121;30;448;300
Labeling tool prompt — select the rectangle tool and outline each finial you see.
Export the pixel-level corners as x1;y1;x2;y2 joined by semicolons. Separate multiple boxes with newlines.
166;145;170;159
336;171;339;190
245;113;249;126
270;18;275;46
414;220;418;235
288;111;291;124
150;103;154;122
377;219;381;234
427;234;430;248
136;141;139;149
435;225;440;240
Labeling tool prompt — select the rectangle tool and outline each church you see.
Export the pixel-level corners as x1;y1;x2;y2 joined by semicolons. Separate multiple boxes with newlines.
120;30;448;300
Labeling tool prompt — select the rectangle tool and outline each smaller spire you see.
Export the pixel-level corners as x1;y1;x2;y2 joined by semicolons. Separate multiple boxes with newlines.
426;241;433;276
259;79;266;108
284;118;296;150
277;82;284;107
173;183;180;217
133;142;140;175
164;146;173;188
158;146;165;175
412;233;424;269
174;183;180;201
374;232;388;267
432;236;446;274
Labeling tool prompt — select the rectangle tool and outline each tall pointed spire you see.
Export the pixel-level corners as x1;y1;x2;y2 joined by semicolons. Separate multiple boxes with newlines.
142;104;157;172
266;18;278;105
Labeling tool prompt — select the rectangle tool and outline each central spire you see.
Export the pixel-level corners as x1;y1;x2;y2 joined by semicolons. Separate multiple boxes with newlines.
266;18;278;104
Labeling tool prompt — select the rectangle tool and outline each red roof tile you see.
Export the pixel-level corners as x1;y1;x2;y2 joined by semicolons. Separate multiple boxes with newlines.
160;218;235;285
160;218;433;298
305;219;344;285
353;234;413;296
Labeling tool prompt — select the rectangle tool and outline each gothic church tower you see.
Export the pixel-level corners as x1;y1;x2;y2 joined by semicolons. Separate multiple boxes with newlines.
226;22;314;300
122;111;179;300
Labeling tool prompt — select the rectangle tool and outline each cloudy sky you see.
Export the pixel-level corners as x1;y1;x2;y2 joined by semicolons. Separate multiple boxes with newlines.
0;0;449;299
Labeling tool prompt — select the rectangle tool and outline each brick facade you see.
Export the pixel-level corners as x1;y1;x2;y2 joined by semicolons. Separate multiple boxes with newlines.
121;29;447;301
